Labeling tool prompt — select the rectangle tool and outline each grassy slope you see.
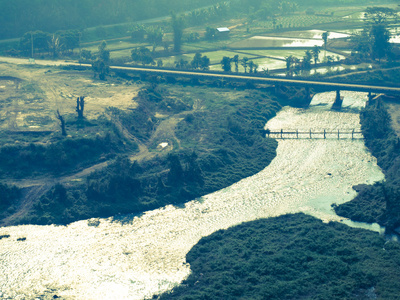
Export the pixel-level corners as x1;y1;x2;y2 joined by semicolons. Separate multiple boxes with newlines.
158;213;400;300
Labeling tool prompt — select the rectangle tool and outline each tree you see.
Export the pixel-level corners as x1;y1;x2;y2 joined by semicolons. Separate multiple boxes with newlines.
221;56;232;72
167;154;183;186
364;7;396;24
131;47;154;66
248;60;255;73
48;34;62;58
370;24;391;62
98;41;110;63
311;46;320;65
171;13;185;52
253;63;259;73
351;28;371;59
205;27;215;40
92;41;110;80
285;55;294;76
20;31;51;57
302;50;312;70
185;151;204;186
146;26;163;52
322;31;329;57
191;52;202;69
175;58;189;69
56;110;67;136
131;24;146;41
351;24;392;62
57;30;79;53
241;57;249;73
200;56;210;70
76;96;85;119
81;49;92;61
232;55;239;73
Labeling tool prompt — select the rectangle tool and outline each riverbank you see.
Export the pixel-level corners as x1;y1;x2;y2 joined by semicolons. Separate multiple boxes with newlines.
334;95;400;233
0;91;385;299
158;213;400;300
0;73;281;226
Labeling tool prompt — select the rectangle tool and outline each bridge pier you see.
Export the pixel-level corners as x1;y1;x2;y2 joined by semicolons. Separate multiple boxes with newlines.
332;90;343;110
304;86;312;106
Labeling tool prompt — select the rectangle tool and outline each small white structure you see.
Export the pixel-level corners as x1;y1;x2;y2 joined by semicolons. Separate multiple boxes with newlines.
216;27;230;33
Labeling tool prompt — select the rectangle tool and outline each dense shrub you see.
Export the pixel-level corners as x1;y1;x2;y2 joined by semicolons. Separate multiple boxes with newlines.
0;133;123;178
158;214;400;300
14;86;281;225
334;98;400;232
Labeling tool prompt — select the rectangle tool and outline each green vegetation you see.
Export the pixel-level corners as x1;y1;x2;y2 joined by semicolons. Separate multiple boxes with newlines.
0;122;125;179
0;183;21;221
158;213;400;300
334;98;400;232
0;0;220;39
327;68;400;88
8;84;280;225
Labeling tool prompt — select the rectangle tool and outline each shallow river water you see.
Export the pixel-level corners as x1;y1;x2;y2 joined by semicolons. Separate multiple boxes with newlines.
0;91;385;300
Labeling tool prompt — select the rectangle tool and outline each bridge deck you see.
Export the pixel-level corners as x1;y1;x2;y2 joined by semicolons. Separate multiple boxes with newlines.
111;65;400;95
266;129;363;139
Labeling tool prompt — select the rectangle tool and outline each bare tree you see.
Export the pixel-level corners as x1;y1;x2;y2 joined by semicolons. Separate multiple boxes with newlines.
76;96;85;119
56;110;67;136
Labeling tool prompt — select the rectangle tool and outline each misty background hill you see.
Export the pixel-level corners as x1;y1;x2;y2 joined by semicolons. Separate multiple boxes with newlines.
0;0;379;39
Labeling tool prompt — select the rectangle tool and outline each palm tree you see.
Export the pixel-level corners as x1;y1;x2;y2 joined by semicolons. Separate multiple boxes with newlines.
285;55;294;76
322;31;329;57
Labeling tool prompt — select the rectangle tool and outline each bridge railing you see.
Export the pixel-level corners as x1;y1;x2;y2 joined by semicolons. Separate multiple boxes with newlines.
266;129;363;140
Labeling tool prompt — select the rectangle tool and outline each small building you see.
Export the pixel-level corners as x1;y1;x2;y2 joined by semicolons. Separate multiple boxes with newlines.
216;27;230;38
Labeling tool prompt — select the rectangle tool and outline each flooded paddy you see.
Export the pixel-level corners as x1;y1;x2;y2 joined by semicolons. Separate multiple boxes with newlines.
229;36;324;49
262;30;350;40
0;91;384;300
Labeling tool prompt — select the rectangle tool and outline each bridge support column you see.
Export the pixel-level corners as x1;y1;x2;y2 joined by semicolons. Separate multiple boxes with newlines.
367;91;376;106
305;86;312;106
332;90;343;110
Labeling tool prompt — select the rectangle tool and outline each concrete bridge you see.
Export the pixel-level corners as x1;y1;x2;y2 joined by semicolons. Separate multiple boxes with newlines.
111;65;400;98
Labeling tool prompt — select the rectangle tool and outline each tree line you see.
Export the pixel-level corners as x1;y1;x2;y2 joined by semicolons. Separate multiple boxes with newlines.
0;0;219;39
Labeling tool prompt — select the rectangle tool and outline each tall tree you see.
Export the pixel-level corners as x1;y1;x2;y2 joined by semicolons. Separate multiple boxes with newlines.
302;50;312;70
76;96;85;119
364;7;396;24
220;56;232;72
311;46;321;65
370;24;391;62
322;31;329;57
241;57;249;73
285;55;294;77
146;26;163;53
56;110;67;137
48;34;62;58
92;41;110;80
232;55;239;73
171;13;185;53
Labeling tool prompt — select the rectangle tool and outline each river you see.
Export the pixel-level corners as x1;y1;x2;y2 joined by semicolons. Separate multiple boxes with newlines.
0;91;384;300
